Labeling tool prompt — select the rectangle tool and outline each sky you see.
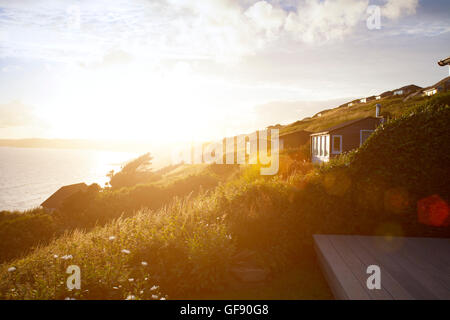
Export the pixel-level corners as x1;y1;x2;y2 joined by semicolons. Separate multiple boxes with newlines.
0;0;449;145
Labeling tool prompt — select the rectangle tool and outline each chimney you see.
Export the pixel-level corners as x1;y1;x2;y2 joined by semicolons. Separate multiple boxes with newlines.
376;104;381;118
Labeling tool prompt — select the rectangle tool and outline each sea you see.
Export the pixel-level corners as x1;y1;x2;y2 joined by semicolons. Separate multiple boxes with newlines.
0;147;137;212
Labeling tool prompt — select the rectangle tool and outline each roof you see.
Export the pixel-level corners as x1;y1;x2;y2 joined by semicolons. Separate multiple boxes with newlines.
41;183;88;209
311;117;380;136
438;56;450;66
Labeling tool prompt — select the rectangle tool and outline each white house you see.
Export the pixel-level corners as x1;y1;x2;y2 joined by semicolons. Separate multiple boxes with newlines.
423;88;437;96
393;89;404;96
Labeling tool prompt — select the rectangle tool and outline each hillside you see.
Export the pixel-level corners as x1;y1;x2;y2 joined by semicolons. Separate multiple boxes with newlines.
278;77;449;135
1;93;449;300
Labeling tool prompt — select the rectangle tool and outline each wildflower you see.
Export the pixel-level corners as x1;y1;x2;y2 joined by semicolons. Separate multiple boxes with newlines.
113;287;119;290
8;267;16;272
61;255;73;260
160;297;166;300
140;290;144;294
151;294;158;299
121;249;130;254
53;254;58;259
144;277;148;281
128;278;134;282
141;261;148;266
150;285;159;291
126;295;136;300
109;236;116;241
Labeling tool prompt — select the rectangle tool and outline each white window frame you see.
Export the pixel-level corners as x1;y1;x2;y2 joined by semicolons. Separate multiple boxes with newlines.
360;130;374;146
332;135;342;154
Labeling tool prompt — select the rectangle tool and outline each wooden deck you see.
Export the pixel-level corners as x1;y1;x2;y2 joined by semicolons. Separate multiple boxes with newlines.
314;235;450;300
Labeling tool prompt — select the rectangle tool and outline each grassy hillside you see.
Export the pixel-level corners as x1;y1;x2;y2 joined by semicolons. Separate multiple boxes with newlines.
281;94;429;134
0;93;448;300
0;163;239;263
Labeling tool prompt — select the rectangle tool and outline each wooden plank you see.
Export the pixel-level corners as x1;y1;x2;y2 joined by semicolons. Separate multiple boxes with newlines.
329;235;393;300
313;235;371;300
407;237;450;268
357;236;439;300
337;235;414;300
400;238;450;290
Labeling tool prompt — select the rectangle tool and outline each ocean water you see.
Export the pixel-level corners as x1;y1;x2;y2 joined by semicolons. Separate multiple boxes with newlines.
0;147;137;212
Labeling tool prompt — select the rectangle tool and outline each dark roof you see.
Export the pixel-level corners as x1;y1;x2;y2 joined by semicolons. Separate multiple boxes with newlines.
311;117;379;135
41;183;88;209
438;57;450;66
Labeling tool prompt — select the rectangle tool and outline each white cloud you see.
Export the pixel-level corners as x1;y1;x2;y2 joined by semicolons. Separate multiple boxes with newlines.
382;0;419;20
0;0;423;64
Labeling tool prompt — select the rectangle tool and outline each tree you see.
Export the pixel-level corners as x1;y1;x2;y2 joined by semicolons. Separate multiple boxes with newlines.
108;153;155;189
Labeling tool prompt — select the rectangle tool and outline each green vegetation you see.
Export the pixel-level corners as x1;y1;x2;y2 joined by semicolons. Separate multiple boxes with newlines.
0;162;238;263
281;95;429;134
0;93;449;300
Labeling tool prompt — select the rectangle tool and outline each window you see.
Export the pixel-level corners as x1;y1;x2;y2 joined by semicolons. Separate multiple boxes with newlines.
319;136;323;156
360;130;374;146
324;135;329;156
314;137;319;156
332;135;342;154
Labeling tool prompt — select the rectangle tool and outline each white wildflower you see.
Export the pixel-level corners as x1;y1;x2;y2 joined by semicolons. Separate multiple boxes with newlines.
128;278;134;282
121;249;130;254
141;261;148;266
61;255;73;260
151;294;158;299
53;254;58;258
109;236;116;241
126;295;136;300
140;290;144;294
8;267;16;272
113;287;119;290
160;297;166;300
150;285;159;291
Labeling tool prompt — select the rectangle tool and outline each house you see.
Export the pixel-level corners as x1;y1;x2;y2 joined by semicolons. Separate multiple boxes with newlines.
310;107;383;164
421;76;450;97
41;183;88;211
423;88;438;97
279;130;311;150
375;95;381;100
393;85;422;96
360;96;376;103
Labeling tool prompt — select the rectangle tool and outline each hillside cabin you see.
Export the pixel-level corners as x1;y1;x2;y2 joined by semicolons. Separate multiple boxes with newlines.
311;116;383;164
279;130;311;150
393;85;422;96
423;88;438;97
375;95;381;100
41;183;88;211
360;96;376;104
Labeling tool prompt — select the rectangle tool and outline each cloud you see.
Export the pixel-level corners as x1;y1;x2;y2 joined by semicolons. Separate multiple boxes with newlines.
382;0;419;20
0;100;39;128
0;0;423;64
